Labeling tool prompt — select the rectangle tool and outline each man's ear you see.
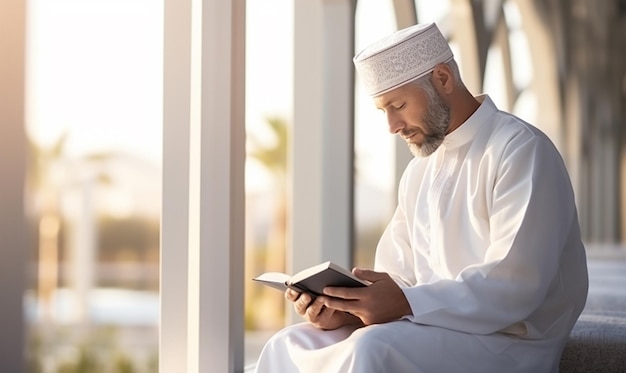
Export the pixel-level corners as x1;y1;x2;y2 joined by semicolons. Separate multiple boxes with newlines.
431;63;454;94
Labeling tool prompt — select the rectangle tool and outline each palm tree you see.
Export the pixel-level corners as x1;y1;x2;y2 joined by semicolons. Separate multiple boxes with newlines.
246;116;289;329
27;134;114;326
26;133;68;323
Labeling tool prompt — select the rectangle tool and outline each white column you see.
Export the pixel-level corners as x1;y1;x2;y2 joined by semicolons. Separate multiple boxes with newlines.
0;0;26;370
290;0;355;274
515;0;563;151
393;131;415;190
564;76;583;212
450;0;483;94
160;0;245;371
391;0;416;29
70;178;96;327
160;0;192;369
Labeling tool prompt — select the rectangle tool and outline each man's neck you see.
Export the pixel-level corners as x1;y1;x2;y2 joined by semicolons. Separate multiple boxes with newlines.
446;89;481;134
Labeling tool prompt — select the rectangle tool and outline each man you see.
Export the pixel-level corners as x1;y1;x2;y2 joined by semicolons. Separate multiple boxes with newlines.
255;22;588;373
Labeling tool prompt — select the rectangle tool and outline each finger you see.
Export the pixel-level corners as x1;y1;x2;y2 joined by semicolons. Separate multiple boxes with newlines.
352;268;387;282
285;288;301;302
317;303;334;318
294;293;313;315
323;286;366;300
305;297;325;320
322;296;358;314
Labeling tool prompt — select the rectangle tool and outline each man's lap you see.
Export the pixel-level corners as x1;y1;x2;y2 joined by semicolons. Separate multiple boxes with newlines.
255;320;562;373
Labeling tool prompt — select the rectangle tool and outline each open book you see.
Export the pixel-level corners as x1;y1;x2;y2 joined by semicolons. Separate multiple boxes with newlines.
253;261;369;296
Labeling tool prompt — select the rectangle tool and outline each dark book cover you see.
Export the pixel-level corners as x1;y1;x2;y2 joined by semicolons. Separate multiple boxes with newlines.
253;261;369;296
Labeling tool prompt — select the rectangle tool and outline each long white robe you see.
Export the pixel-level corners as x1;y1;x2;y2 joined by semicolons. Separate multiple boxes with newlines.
255;95;588;373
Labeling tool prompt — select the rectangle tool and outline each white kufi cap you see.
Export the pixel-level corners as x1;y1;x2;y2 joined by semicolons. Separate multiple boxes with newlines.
353;23;453;97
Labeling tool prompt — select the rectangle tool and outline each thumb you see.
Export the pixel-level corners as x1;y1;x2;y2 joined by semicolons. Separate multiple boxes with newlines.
352;268;388;282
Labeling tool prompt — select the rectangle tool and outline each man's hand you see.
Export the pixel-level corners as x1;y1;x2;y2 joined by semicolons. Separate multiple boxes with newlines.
285;289;362;330
321;268;413;325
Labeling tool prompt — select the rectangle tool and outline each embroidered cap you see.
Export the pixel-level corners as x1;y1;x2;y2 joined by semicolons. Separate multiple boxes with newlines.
353;23;453;97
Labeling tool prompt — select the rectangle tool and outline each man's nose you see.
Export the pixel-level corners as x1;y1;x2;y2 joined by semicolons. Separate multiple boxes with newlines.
387;111;404;134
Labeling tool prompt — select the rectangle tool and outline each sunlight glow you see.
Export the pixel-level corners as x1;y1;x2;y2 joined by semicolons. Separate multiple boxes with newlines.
26;0;163;164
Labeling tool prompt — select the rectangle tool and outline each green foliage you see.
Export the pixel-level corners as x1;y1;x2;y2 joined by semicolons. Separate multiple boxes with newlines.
27;132;69;190
145;352;158;373
26;331;43;373
28;326;157;373
248;116;289;176
113;353;137;373
57;347;102;373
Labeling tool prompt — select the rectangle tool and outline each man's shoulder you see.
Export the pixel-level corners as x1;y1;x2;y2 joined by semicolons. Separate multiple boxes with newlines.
486;111;555;150
490;110;541;137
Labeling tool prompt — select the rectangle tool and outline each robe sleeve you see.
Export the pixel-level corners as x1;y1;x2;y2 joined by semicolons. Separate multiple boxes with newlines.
400;132;579;336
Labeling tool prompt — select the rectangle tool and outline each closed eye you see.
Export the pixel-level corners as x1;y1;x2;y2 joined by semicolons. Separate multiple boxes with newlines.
377;102;406;113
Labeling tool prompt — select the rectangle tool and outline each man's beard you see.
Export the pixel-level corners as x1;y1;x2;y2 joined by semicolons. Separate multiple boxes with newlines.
406;88;450;157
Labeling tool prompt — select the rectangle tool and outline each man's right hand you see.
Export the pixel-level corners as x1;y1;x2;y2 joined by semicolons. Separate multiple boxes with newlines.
285;289;363;330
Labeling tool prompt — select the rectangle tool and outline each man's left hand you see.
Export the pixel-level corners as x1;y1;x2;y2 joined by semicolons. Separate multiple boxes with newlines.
321;269;413;325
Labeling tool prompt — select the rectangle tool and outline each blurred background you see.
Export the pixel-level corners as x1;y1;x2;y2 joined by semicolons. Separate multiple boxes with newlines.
2;0;625;371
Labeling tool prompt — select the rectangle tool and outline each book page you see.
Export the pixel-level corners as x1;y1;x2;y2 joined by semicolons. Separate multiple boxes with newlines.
252;272;291;292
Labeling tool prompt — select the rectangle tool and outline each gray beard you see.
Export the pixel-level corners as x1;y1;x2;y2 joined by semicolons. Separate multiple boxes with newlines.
408;90;451;157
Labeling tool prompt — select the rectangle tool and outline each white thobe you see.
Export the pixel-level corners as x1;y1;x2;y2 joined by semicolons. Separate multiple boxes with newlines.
255;95;589;373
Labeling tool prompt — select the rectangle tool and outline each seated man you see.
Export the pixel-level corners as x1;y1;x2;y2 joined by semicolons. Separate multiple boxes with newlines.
255;22;588;373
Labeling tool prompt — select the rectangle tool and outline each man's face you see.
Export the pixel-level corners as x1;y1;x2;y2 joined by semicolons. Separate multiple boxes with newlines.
374;81;450;157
